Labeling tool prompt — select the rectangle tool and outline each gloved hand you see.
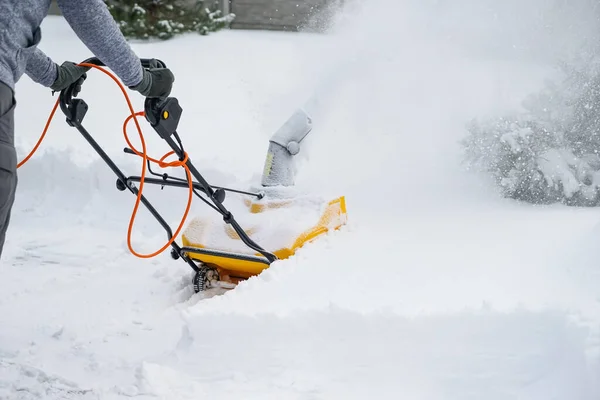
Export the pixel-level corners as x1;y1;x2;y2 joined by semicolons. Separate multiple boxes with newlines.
129;61;175;98
50;61;90;94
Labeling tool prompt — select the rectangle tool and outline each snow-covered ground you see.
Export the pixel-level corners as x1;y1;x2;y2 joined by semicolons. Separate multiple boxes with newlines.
2;1;600;398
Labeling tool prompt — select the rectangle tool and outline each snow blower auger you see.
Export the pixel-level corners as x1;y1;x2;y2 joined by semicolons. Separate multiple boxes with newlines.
50;57;347;294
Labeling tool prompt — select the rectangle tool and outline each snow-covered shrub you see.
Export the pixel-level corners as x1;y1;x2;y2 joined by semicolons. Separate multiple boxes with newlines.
104;0;235;40
461;61;600;206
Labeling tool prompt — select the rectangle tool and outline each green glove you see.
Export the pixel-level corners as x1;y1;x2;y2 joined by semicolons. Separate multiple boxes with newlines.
50;61;90;93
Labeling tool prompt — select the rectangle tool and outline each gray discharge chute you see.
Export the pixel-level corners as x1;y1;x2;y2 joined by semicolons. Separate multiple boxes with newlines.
260;108;313;187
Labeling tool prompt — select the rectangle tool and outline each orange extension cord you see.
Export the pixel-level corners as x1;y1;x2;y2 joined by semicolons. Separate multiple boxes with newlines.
16;63;194;259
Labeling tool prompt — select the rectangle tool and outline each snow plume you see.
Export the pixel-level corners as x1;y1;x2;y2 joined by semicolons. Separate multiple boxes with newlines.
283;0;600;214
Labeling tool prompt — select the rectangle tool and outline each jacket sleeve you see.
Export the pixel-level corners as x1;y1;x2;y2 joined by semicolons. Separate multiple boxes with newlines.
25;47;58;87
55;0;144;87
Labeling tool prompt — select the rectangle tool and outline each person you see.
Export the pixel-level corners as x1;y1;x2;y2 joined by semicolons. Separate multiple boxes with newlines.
0;0;175;259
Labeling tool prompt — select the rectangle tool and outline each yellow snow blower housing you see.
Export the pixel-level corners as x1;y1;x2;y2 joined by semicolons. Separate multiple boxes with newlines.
179;107;348;287
181;195;347;281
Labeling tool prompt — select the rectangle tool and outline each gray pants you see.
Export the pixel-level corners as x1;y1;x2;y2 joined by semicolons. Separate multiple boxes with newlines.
0;81;17;260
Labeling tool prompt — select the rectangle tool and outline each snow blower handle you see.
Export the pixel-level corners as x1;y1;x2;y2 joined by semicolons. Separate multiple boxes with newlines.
60;57;169;102
141;58;167;69
59;56;171;118
74;56;168;69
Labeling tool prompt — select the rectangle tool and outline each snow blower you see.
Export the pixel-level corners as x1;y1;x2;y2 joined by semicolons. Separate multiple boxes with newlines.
48;57;347;294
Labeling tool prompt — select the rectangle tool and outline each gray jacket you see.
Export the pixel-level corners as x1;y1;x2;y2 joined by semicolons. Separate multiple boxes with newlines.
0;0;143;90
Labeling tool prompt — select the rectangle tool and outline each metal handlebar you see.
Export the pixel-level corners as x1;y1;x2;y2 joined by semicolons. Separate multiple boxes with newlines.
58;56;169;115
77;56;167;69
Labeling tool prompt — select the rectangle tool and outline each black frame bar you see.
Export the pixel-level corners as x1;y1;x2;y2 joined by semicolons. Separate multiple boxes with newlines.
57;57;278;274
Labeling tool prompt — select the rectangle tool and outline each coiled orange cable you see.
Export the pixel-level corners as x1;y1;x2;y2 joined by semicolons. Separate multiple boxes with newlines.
17;63;194;259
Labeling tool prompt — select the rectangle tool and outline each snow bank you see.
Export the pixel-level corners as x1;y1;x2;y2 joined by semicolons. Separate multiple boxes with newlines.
140;308;595;400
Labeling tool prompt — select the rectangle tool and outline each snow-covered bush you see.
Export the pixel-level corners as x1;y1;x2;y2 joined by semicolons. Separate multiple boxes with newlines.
461;61;600;206
104;0;235;40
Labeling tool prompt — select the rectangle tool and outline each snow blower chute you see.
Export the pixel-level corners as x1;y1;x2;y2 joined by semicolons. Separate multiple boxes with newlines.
55;57;347;294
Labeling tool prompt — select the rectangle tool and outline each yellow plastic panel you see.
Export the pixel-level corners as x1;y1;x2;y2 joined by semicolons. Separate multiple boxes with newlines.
181;196;347;276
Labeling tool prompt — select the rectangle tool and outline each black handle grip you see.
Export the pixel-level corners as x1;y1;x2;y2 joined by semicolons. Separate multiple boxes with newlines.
77;57;105;67
78;57;167;69
141;58;167;69
59;56;170;115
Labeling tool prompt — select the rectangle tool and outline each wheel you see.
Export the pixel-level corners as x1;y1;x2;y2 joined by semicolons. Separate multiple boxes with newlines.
192;264;221;293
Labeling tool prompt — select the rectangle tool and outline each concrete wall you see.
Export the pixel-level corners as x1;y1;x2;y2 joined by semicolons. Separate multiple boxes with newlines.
48;0;340;31
229;0;340;31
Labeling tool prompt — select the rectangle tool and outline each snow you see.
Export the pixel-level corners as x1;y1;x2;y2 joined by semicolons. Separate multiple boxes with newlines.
2;0;600;398
182;192;340;254
537;148;583;199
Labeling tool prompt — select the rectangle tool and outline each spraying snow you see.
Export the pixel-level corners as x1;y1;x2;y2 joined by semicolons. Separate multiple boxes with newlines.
1;0;600;398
